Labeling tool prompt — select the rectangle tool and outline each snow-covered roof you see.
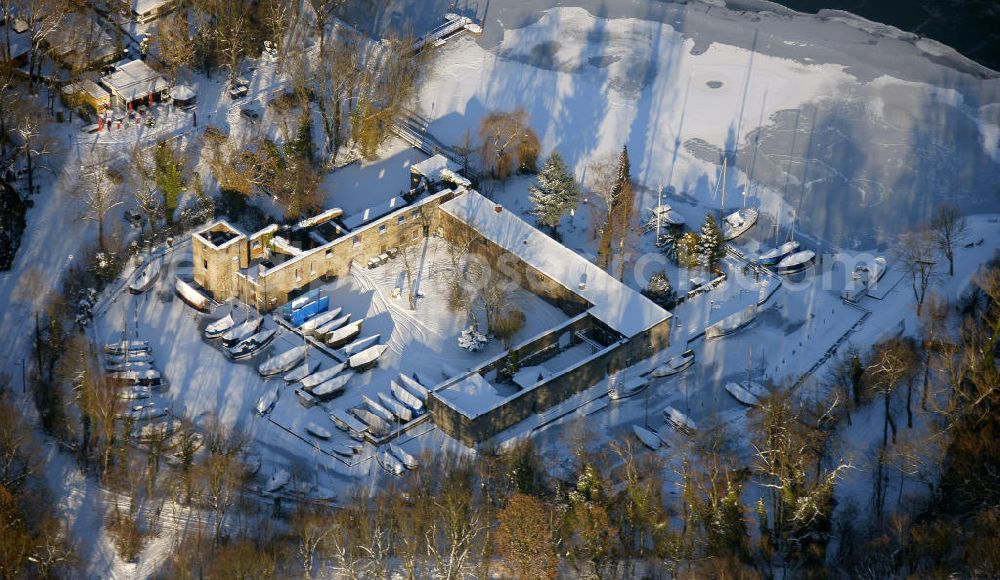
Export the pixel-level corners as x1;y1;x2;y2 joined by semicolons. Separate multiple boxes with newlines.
293;207;343;231
440;190;671;337
436;372;505;419
342;196;406;230
170;84;195;101
101;60;168;102
62;79;110;102
411;154;469;187
132;0;172;16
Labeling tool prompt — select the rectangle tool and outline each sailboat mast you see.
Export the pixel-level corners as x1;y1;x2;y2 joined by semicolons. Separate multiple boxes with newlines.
720;158;727;210
656;184;663;240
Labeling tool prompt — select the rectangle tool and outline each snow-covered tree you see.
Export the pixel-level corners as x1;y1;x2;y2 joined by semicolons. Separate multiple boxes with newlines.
642;270;676;308
459;326;489;352
528;151;579;236
697;213;725;270
657;228;680;261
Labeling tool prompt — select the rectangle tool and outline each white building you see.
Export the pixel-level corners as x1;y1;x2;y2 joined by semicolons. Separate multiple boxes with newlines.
100;59;169;110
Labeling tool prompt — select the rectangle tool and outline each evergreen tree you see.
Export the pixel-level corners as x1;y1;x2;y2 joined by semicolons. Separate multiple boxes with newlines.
598;145;634;278
528;151;579;236
697;213;725;270
642;270;676;308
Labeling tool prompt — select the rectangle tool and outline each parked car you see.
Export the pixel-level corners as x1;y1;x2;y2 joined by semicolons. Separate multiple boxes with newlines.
229;84;249;99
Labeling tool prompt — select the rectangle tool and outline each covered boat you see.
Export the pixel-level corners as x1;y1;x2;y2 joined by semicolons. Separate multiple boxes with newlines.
128;259;161;294
326;319;363;348
305;422;332;439
391;380;425;412
229;328;276;359
104;340;150;355
632;425;662;450
105;351;153;365
774;250;816;275
264;469;290;493
329;409;368;438
723;207;758;240
389;444;418;469
333;443;361;457
315;314;351;336
348;344;388;372
398;374;429;401
352;407;390;435
204;312;238;339
175;277;211;311
300;363;346;389
378;392;413;422
258;345;306;376
725;381;768;407
608;375;650;400
222;317;261;347
255;386;280;416
650;349;695;377
342;334;380;356
118;386;151;400
300;307;343;333
706;307;757;339
107;369;163;388
379;450;405;476
310;373;351;401
663;406;697;434
104;360;153;373
284;359;320;383
363;395;396;422
758;240;801;266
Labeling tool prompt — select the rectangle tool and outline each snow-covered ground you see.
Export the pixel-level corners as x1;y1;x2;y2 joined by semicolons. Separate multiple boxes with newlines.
410;4;1000;247
93;236;568;494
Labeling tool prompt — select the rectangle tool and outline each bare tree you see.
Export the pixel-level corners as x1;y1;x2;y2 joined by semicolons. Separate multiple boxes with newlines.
478;109;539;180
306;0;347;57
929;205;967;276
76;154;123;250
18;0;69;92
11;100;52;195
897;228;938;316
156;14;196;84
291;504;336;579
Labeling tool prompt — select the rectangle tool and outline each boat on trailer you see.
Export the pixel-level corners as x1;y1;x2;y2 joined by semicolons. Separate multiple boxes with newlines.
391;380;425;412
300;363;347;389
128;259;161;294
378;392;413;422
329;409;368;439
309;373;352;401
349;344;389;372
229;328;276;360
775;250;816;275
725;381;768;407
305;422;332;439
204;312;238;339
363;395;396;422
632;425;662;450
663;406;697;434
107;369;163;388
389;444;418;469
104;360;153;373
105;351;153;365
284;359;320;383
608;375;650;400
258;345;306;376
341;334;380;357
255;386;280;416
326;319;363;348
352;407;390;435
723;208;758;240
315;314;351;336
300;307;343;333
398;374;429;401
649;349;695;378
333;443;362;457
104;340;150;355
379;450;405;476
222;317;261;347
758;240;801;266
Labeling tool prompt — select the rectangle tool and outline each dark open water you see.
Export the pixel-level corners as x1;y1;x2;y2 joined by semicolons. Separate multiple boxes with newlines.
770;0;1000;72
